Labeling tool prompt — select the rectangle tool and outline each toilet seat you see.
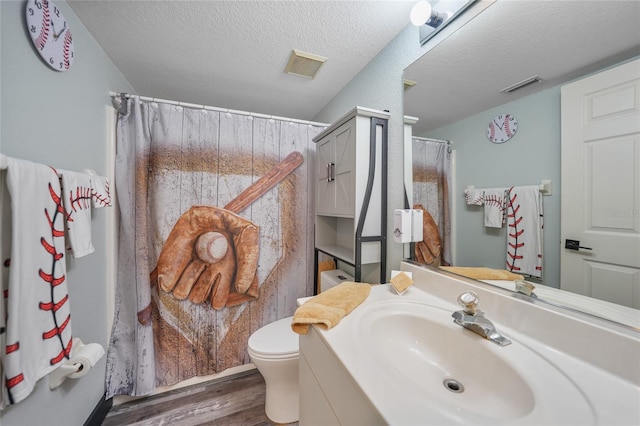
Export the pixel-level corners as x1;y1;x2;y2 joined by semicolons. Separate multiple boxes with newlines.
248;316;298;359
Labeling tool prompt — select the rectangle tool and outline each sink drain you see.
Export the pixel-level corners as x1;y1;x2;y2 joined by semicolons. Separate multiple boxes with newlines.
443;378;464;393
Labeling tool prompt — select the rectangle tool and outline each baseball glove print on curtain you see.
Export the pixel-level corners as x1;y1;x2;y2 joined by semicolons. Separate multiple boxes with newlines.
155;206;260;310
106;97;323;397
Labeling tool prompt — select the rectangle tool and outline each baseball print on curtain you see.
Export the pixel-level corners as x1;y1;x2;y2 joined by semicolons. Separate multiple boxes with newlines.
105;97;323;397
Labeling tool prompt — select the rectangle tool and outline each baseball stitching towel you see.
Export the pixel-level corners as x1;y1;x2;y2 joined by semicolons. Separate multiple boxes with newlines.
59;169;95;258
483;188;508;228
464;188;484;205
0;167;10;409
90;175;112;208
1;156;74;408
506;185;543;278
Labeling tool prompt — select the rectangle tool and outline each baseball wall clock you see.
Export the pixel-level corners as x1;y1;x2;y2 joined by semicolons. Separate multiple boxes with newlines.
26;0;74;71
487;113;518;143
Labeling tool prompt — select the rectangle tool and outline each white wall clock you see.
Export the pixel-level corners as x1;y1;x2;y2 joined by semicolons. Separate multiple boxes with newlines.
487;113;518;143
26;0;74;71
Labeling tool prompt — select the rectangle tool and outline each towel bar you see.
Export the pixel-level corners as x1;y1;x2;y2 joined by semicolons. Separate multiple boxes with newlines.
0;153;63;177
0;154;97;180
465;179;552;196
540;179;552;195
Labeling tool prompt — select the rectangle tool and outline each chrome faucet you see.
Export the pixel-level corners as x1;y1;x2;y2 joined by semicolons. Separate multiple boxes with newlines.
452;292;512;346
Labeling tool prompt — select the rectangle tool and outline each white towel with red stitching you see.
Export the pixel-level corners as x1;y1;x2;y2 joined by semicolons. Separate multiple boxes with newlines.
1;156;73;408
506;186;543;278
0;166;10;409
59;170;95;258
483;188;507;228
464;188;484;205
90;175;112;208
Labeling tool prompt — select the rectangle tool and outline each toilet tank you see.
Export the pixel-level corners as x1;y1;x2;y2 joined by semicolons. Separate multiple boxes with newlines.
319;269;354;293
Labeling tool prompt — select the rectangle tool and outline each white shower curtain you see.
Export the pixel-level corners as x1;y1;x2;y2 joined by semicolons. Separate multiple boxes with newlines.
105;98;155;397
412;137;452;266
105;96;322;397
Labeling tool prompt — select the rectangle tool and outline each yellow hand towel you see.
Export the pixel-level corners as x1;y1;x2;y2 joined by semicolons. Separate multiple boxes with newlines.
291;282;371;335
440;266;524;281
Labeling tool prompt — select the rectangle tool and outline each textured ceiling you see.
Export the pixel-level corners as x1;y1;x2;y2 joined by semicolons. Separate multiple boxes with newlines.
66;1;640;128
403;1;640;135
67;0;416;120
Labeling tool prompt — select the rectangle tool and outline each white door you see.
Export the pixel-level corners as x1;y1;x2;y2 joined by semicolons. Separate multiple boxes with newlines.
560;59;640;309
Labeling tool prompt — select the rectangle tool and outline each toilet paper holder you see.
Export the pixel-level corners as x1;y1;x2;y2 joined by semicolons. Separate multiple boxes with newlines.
49;338;105;390
49;364;83;389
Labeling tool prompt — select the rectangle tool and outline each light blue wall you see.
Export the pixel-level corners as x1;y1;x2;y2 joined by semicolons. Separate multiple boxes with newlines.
1;1;133;424
424;88;562;287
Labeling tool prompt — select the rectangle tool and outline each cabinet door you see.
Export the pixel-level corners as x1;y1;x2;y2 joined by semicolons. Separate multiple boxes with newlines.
315;119;355;216
316;134;335;215
332;121;355;216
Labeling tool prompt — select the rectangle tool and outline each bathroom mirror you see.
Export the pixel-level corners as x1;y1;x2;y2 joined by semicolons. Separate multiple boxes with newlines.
403;1;640;328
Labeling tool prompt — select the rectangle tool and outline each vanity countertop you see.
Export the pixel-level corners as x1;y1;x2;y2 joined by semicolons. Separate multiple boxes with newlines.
304;270;640;425
481;279;640;329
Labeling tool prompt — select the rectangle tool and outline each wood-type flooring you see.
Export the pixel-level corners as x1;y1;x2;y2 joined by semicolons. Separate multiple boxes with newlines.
102;370;297;426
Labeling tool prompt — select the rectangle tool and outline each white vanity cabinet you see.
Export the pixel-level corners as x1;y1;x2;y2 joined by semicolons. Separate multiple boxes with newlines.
313;106;390;284
299;327;385;425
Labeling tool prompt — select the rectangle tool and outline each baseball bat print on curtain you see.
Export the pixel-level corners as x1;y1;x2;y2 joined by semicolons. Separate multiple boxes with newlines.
106;97;324;396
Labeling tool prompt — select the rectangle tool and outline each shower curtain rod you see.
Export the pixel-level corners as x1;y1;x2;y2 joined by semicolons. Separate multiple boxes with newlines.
413;136;452;153
109;91;328;127
413;136;451;146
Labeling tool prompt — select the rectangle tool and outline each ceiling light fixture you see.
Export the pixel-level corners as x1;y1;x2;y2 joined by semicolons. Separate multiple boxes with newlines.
410;0;478;46
410;0;446;27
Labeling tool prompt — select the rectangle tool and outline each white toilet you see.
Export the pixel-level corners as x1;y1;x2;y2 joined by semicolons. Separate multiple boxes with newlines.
248;316;299;423
248;268;353;424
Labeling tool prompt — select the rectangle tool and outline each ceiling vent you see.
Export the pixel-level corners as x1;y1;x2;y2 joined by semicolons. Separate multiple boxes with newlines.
284;49;327;79
500;75;543;93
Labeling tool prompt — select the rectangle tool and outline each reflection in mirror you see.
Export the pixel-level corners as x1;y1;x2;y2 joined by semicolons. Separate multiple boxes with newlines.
403;1;640;329
411;137;452;267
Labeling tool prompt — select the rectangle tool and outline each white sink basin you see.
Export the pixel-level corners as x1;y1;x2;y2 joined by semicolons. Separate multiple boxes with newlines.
353;299;596;424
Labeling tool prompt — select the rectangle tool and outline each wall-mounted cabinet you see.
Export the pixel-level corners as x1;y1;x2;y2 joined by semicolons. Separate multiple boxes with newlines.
313;106;390;287
316;119;355;217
